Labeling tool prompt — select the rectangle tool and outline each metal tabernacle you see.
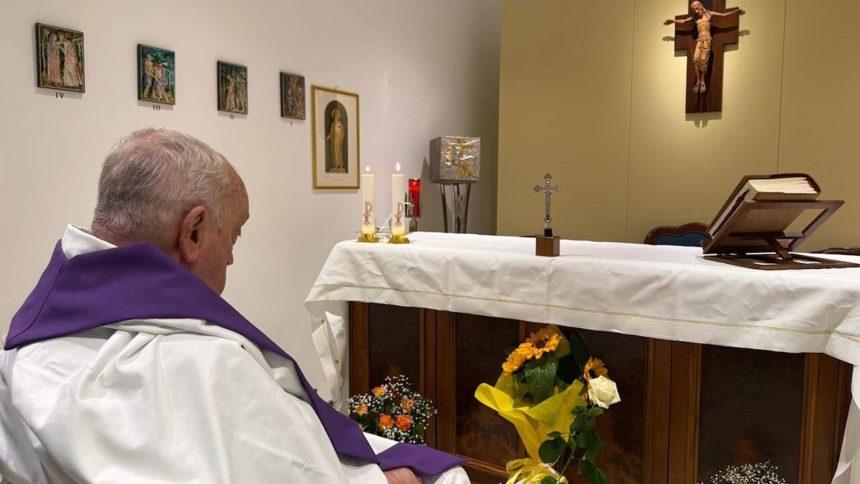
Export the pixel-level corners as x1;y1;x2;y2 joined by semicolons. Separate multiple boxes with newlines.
430;136;480;233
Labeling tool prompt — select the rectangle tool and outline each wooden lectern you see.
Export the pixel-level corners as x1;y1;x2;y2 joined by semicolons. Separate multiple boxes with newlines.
703;174;859;270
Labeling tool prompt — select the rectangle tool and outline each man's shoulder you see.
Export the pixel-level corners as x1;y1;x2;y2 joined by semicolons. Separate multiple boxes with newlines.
13;319;254;369
8;320;262;393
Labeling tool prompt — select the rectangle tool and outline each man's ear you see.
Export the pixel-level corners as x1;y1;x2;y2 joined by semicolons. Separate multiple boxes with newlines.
178;205;208;266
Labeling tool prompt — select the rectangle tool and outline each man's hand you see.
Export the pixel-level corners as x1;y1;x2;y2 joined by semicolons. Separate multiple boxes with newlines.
384;467;421;484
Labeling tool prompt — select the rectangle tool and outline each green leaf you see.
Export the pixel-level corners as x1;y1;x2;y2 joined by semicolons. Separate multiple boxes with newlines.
585;434;602;463
584;415;597;431
524;353;558;403
577;460;595;478
555;435;568;450
556;352;579;382
540;477;559;484
571;406;594;434
567;330;590;369
576;431;589;448
592;467;609;484
538;438;562;464
547;431;563;439
590;407;604;417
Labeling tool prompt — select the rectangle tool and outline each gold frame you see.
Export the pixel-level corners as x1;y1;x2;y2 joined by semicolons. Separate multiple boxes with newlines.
311;85;360;189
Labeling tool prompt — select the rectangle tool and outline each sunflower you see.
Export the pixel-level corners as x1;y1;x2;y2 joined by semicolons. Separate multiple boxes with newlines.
583;357;608;381
502;345;530;373
523;327;562;359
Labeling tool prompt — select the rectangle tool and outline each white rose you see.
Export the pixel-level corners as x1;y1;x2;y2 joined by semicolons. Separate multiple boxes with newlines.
587;375;621;409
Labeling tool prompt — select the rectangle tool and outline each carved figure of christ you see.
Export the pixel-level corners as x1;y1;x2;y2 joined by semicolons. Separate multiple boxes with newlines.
664;0;744;113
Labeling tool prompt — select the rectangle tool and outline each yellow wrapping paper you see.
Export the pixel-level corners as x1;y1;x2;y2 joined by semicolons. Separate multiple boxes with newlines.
505;458;569;483
474;374;586;461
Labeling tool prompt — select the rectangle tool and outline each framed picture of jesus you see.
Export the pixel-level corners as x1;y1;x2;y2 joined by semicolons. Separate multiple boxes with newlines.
280;72;305;120
35;23;85;93
217;61;248;114
311;85;360;189
138;45;175;105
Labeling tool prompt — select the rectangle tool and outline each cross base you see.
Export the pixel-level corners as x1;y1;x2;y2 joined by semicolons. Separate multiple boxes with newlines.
536;236;560;257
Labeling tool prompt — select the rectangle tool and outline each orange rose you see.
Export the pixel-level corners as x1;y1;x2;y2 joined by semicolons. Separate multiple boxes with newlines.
355;404;368;416
372;386;386;397
396;414;413;431
400;398;416;412
379;414;394;428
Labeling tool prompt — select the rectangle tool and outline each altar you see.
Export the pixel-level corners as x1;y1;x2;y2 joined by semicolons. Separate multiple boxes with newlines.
305;232;860;483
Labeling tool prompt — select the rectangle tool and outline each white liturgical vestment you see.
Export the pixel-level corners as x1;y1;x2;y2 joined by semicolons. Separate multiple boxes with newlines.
0;226;467;484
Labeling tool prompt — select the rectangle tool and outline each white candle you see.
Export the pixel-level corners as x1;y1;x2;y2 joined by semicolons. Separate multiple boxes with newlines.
361;166;375;235
391;163;406;236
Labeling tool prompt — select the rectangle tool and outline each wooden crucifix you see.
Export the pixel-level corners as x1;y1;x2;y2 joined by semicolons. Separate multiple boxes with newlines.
664;1;744;113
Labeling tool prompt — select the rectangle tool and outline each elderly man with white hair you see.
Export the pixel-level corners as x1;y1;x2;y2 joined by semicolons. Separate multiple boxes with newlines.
0;128;467;484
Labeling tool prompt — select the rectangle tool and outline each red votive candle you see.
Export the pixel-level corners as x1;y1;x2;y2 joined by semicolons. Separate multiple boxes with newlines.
408;178;421;218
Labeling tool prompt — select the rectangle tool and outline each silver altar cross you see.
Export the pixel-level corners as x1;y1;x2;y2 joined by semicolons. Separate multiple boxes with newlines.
534;173;560;237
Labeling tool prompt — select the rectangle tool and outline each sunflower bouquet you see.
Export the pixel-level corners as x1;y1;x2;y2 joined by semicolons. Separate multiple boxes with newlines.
348;375;436;445
475;325;620;484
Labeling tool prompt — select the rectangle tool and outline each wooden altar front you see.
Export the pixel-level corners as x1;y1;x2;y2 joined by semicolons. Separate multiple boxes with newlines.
348;302;851;484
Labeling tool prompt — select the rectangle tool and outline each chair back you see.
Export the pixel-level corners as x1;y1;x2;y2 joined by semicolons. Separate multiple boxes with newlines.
644;222;710;247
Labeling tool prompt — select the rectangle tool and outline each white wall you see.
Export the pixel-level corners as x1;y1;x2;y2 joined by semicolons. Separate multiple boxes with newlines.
0;0;500;390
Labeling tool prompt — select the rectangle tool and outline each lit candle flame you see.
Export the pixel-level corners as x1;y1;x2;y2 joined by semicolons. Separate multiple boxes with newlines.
365;166;371;173
395;162;401;172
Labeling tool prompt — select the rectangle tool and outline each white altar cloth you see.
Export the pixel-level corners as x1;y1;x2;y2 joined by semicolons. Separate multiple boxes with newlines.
305;232;860;482
307;232;860;366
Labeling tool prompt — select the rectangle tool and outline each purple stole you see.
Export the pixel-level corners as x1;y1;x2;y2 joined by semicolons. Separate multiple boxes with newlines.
5;241;463;476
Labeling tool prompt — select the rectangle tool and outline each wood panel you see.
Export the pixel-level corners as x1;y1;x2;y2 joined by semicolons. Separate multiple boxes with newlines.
667;342;701;484
348;301;370;395
435;311;457;454
351;305;851;484
799;354;853;484
421;308;437;448
645;339;672;484
367;304;421;388
696;345;804;483
564;327;649;483
455;314;522;479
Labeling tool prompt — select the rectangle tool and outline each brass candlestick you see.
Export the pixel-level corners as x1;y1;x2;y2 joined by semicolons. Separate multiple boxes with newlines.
358;233;379;243
389;233;410;244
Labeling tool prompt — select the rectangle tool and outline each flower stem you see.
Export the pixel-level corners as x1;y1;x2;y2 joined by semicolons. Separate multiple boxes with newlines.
558;445;578;479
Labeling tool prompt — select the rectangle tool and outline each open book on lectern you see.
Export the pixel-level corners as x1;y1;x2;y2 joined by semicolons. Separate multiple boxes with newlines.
702;173;859;270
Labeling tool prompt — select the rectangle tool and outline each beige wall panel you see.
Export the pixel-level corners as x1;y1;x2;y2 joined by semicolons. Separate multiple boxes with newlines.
777;0;860;251
497;0;633;241
625;0;784;243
